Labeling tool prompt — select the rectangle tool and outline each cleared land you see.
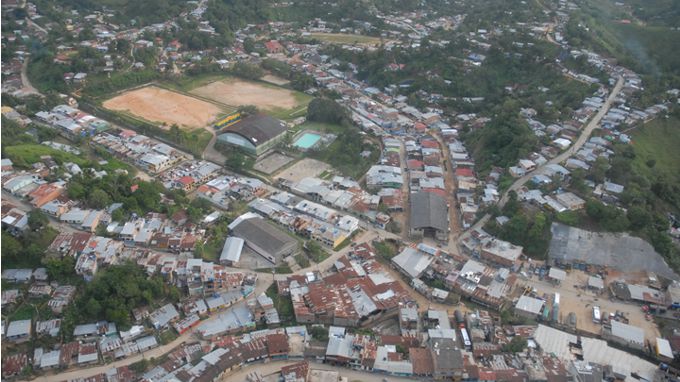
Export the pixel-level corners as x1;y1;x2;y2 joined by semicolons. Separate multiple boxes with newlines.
190;78;304;112
103;86;223;130
309;32;383;46
631;116;680;185
254;152;295;175
274;158;332;183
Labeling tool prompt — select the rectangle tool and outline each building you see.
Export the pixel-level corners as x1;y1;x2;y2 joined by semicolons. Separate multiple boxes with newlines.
409;191;448;241
28;182;64;208
554;192;586;210
480;239;523;268
217;114;288;156
514;295;545;319
149;304;180;330
6;320;32;342
605;320;645;350
392;246;434;279
429;338;464;380
230;215;298;264
219;237;245;267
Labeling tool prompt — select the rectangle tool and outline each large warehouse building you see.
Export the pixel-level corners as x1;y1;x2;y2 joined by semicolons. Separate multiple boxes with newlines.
217;114;288;156
409;191;449;242
229;213;298;264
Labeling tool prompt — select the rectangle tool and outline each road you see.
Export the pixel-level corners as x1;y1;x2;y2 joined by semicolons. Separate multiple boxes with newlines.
462;76;624;236
219;360;417;382
23;272;274;382
202;129;227;164
20;58;42;97
3;191;82;234
431;131;463;254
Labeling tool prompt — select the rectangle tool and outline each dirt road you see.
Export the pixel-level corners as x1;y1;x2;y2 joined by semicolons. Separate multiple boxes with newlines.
20;58;42;96
220;360;416;382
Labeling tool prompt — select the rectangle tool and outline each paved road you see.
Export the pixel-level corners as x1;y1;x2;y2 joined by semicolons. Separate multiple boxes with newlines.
462;76;624;237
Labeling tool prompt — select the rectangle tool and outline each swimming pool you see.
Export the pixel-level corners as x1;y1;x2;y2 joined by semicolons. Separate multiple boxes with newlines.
293;132;322;149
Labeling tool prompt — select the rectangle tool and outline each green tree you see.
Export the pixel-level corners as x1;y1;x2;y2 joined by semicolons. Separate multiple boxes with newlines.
88;189;112;209
28;210;50;231
502;336;528;353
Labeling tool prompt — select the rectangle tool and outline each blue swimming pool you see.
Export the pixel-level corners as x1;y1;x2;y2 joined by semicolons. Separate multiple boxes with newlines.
293;132;322;149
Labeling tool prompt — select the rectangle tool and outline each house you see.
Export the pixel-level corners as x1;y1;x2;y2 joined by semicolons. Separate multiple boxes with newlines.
6;319;32;343
604;321;645;350
514;295;544;319
219;237;244;267
554;192;585;210
149;303;180;329
264;40;284;54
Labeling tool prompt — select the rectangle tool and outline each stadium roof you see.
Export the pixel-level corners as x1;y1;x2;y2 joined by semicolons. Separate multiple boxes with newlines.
222;114;287;147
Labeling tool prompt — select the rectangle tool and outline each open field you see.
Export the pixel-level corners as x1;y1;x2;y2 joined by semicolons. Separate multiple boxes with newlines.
273;158;332;183
631;116;680;185
189;78;311;119
253;152;295;175
103;86;224;130
309;32;383;46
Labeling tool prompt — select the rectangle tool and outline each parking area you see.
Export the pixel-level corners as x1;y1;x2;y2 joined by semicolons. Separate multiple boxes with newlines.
523;269;660;341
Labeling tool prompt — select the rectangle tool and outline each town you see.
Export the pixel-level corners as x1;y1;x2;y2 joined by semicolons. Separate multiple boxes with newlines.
2;0;680;381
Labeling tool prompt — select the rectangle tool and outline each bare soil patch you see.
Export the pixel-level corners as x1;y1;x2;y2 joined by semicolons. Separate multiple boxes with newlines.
273;158;332;183
103;86;222;130
190;78;298;111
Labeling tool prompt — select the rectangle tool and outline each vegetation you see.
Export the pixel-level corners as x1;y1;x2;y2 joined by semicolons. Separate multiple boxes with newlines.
64;262;181;334
2;226;59;269
374;240;399;261
265;283;296;324
306;98;379;178
310;326;329;341
294;254;311;268
463;101;539;173
486;192;552;259
502;336;528;353
305;240;330;263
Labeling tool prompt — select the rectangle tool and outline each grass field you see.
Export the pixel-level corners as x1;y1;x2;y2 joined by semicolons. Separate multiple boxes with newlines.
309;32;383;46
188;76;312;121
630;116;680;184
5;144;133;173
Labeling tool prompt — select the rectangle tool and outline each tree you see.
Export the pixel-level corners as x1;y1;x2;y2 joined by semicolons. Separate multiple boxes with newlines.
88;189;111;209
237;104;259;117
306;98;350;125
28;210;49;231
310;326;329;341
502;336;528;353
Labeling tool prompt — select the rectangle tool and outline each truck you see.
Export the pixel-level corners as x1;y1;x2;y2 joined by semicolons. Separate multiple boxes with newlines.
592;306;601;324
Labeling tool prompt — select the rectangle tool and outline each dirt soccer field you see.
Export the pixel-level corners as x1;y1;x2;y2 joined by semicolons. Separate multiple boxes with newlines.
103;86;223;130
190;78;300;111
